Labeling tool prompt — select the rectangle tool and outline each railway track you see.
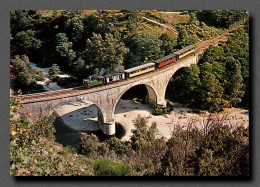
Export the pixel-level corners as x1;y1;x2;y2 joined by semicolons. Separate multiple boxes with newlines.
13;54;195;104
12;25;244;104
195;25;244;54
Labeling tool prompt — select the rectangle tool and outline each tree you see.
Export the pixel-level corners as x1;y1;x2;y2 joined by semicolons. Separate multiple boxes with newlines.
224;58;244;107
168;46;227;112
83;33;129;75
214;10;248;28
199;46;226;65
130;115;157;151
196;10;217;26
15;30;42;54
177;30;198;48
63;11;85;48
10;11;45;61
123;35;164;68
196;10;248;29
11;55;43;92
72;57;86;78
159;33;178;56
48;64;61;76
223;28;249;108
167;65;201;105
55;33;76;69
10;10;35;35
130;115;167;175
198;62;225;112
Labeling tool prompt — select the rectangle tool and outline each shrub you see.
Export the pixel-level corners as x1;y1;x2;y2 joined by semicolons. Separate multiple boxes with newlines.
11;55;44;93
48;64;60;76
10;98;95;176
79;133;100;157
94;159;131;176
195;118;249;176
152;105;168;115
151;102;173;116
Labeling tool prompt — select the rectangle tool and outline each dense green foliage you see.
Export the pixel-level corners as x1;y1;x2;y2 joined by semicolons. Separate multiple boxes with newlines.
10;55;44;93
93;159;132;176
177;12;224;48
10;10;249;110
10;10;227;77
151;102;174;115
10;97;94;176
167;27;249;111
10;99;249;176
196;10;248;29
82;33;129;75
48;64;61;79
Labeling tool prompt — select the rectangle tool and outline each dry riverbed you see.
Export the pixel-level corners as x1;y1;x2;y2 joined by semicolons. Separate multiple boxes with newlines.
54;99;249;142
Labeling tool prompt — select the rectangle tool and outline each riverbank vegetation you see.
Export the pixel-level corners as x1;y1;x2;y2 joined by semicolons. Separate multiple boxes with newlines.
10;98;249;176
10;55;45;93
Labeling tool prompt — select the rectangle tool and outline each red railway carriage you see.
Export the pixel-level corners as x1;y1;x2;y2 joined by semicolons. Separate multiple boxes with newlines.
154;54;176;69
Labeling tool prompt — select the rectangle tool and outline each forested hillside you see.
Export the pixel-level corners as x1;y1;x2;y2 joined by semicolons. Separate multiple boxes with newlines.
10;10;249;110
167;26;249;110
10;10;249;176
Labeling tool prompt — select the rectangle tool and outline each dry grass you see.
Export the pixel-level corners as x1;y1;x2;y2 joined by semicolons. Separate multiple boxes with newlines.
157;12;190;25
36;10;98;18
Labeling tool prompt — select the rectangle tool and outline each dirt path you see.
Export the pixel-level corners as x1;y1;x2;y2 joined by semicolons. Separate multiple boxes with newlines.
142;17;178;35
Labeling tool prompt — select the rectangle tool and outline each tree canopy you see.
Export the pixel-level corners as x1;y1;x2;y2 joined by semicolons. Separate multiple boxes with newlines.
10;10;249;109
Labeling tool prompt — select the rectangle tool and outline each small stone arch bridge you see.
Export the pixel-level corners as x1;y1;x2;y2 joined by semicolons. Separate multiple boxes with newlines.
12;26;242;135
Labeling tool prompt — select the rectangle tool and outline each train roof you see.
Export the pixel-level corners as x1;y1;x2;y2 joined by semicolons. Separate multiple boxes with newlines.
87;75;104;79
124;62;155;73
174;45;195;55
104;72;124;78
154;53;176;63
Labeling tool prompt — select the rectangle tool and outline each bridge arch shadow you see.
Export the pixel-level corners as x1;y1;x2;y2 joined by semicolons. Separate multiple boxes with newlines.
113;83;158;116
51;98;106;124
52;100;105;149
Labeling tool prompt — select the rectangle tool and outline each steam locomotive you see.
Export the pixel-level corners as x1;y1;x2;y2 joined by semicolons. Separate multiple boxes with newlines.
83;45;195;88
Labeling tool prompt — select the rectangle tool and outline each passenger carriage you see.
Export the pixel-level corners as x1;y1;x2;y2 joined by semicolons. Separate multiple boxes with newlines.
174;45;195;60
124;63;156;79
104;72;125;84
154;54;176;69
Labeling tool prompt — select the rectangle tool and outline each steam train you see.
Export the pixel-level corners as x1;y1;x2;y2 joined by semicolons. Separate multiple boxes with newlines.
83;45;195;88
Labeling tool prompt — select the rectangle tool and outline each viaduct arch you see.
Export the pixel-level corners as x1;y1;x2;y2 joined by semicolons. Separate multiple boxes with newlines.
17;55;197;135
12;25;242;135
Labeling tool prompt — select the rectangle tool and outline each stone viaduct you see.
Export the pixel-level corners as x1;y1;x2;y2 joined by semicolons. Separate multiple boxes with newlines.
16;55;197;135
13;25;242;135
